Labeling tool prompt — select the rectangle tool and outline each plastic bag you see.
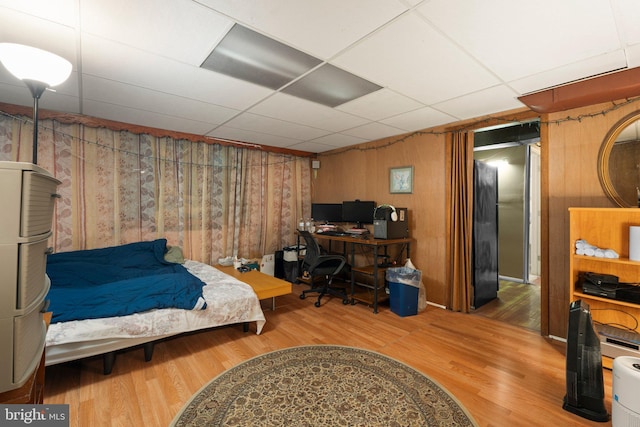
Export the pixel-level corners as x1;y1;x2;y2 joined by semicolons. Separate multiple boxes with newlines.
386;266;421;287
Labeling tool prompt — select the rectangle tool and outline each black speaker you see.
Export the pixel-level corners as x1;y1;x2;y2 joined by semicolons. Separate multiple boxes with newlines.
274;250;284;279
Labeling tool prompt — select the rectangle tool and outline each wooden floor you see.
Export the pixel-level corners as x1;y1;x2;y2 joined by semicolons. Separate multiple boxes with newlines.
473;280;541;332
44;285;612;427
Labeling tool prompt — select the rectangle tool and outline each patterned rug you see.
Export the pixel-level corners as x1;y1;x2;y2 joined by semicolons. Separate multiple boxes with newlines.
171;345;478;426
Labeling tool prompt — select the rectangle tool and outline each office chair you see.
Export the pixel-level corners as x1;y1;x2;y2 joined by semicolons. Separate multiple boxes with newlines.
298;230;351;307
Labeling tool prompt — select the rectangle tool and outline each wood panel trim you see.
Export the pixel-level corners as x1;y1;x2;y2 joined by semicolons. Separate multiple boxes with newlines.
539;115;550;336
518;67;640;114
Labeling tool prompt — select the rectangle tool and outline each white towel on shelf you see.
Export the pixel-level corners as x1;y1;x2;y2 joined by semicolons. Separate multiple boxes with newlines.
575;239;594;250
574;239;619;258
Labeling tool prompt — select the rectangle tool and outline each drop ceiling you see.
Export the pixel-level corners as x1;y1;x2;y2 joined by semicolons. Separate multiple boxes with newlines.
1;0;640;153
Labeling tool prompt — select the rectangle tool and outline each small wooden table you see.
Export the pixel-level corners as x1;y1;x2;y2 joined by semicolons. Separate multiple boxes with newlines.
218;266;292;310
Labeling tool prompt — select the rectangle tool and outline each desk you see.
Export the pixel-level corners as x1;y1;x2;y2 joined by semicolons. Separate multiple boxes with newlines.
311;233;411;313
218;265;292;310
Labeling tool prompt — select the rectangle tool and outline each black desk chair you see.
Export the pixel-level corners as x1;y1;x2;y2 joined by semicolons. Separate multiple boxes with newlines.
298;230;350;307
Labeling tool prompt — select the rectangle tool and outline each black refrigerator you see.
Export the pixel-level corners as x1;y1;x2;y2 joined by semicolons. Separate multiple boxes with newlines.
472;160;499;308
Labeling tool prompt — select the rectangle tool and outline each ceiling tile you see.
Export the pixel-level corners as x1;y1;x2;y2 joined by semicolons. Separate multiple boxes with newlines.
342;121;406;140
337;89;424;121
0;0;77;27
286;140;346;153
434;85;523;120
82;75;240;125
612;0;640;46
418;0;622;81
510;51;628;95
81;34;274;110
81;0;233;65
309;133;368;148
194;0;409;59
83;99;219;135
3;1;640;154
209;125;302;148
401;0;424;6
333;11;500;105
381;106;457;131
249;93;369;132
625;44;640;69
223;112;331;140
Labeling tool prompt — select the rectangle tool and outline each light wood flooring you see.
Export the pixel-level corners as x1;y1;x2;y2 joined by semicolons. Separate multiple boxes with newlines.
44;285;611;427
473;280;541;332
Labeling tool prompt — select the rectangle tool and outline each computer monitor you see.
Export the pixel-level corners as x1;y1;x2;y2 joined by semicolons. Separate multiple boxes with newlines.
342;200;375;228
311;203;343;224
562;299;608;422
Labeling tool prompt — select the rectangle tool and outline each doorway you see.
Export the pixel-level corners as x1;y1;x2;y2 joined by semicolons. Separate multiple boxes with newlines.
471;122;541;331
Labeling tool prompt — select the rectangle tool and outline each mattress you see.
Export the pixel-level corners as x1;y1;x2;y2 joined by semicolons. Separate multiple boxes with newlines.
45;260;265;365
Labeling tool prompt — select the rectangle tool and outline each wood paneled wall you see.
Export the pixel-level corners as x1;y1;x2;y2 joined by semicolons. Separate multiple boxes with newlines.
544;98;640;337
314;132;448;306
314;98;640;338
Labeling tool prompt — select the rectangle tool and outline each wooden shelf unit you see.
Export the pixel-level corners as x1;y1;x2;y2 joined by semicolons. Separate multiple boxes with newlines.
351;265;390;306
568;207;640;368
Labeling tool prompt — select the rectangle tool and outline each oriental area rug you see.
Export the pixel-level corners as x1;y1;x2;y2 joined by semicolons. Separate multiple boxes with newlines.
171;345;478;426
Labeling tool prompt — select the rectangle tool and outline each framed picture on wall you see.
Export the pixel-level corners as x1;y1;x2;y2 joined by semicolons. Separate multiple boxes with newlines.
389;166;413;194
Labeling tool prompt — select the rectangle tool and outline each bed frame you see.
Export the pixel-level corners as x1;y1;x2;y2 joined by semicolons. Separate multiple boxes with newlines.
45;261;266;374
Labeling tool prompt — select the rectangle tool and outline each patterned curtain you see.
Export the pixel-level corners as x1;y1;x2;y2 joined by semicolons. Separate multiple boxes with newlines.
0;114;310;264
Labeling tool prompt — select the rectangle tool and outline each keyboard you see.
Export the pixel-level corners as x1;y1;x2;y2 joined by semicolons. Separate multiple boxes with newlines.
318;230;348;236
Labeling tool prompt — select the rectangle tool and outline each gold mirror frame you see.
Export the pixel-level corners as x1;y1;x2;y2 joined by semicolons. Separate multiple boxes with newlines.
598;110;640;207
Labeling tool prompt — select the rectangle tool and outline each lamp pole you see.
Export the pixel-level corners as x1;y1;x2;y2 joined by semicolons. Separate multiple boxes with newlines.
23;80;47;165
0;43;72;165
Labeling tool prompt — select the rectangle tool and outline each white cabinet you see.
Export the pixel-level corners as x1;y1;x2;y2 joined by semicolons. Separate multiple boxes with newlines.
0;162;60;393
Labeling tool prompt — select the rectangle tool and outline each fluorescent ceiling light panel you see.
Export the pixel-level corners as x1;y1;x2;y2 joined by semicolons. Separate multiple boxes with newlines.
201;24;321;90
282;64;382;107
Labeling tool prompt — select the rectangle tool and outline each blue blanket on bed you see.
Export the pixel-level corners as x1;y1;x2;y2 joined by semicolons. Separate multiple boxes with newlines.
46;239;206;323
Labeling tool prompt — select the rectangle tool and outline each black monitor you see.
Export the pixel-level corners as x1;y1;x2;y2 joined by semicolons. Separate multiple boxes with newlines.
311;203;343;224
342;200;375;228
562;299;608;422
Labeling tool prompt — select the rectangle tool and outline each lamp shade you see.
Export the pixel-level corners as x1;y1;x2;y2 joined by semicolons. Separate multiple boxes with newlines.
0;43;71;87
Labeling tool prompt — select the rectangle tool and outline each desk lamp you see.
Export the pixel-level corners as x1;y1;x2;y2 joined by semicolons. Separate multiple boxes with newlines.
0;43;72;164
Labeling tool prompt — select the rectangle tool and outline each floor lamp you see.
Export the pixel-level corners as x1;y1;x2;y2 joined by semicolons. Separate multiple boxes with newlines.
0;43;72;165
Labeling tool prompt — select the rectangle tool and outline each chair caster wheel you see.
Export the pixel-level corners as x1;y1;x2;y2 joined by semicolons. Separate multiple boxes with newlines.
314;301;321;307
300;294;306;300
342;299;349;305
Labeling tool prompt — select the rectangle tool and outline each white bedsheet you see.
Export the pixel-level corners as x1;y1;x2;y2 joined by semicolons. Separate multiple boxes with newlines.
46;260;266;349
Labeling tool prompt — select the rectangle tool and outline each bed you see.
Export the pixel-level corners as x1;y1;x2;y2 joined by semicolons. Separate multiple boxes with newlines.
44;240;266;373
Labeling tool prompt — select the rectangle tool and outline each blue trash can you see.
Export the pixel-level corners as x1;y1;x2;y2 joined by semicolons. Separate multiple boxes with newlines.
386;267;422;317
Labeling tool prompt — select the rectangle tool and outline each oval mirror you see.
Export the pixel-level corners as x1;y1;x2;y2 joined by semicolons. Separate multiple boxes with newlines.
598;111;640;207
